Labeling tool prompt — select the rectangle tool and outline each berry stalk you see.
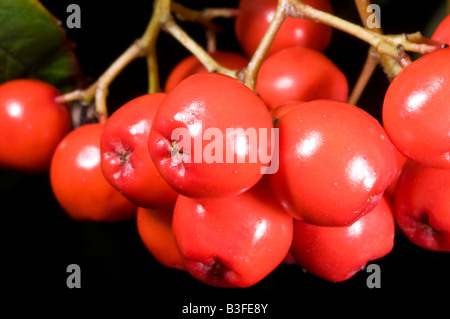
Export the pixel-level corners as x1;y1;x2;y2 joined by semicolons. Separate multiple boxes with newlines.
242;0;288;90
55;0;238;120
349;0;404;105
289;0;442;58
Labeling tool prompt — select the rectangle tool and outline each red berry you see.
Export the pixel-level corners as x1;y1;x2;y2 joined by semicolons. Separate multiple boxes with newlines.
148;73;274;198
235;0;333;57
270;101;305;120
432;14;450;45
100;93;178;209
172;179;293;288
256;47;348;110
0;79;71;173
384;146;408;199
382;48;450;169
137;206;186;271
393;160;450;252
50;123;137;222
269;99;397;226
290;195;395;282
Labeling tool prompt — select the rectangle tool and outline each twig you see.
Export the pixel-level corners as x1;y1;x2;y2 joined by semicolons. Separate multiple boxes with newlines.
289;0;442;58
242;0;288;90
56;0;239;119
348;47;379;105
163;16;237;78
349;0;403;105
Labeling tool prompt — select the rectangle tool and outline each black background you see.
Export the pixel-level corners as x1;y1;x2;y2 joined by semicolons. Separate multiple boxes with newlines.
2;0;449;316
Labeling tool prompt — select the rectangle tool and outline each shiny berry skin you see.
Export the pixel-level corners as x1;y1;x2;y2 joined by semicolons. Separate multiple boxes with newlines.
0;79;71;173
148;73;274;199
290;195;395;282
234;0;333;57
164;51;249;92
137;206;186;271
270;101;305;120
256;47;348;111
393;160;450;252
172;179;293;288
384;146;408;199
50;123;137;222
268;99;398;226
432;14;450;45
382;48;450;169
100;93;178;209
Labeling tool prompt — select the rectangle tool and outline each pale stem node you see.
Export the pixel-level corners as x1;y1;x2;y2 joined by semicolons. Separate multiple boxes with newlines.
353;0;404;76
54;88;92;105
54;40;147;121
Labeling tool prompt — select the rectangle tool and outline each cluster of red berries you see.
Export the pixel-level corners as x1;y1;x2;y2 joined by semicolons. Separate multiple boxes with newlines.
0;1;448;287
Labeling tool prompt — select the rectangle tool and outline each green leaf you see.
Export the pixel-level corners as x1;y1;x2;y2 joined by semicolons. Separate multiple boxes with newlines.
0;0;81;92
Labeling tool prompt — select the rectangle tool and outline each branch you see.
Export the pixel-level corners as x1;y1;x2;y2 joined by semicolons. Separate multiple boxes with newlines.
171;2;238;31
56;0;240;120
289;0;442;58
348;47;379;105
94;41;148;121
349;0;404;105
55;0;170;120
162;15;238;78
55;0;445;121
242;0;288;90
170;2;239;53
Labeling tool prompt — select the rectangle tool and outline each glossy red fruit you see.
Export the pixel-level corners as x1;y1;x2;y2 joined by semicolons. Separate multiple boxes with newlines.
164;51;249;92
235;0;333;57
270;101;305;120
432;14;450;45
384;146;408;199
50;123;137;222
256;47;348;110
100;93;178;209
382;48;450;169
393;160;450;252
0;79;71;173
148;73;274;199
172;180;293;288
137;206;186;271
281;252;297;265
269;99;397;226
290;195;395;282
